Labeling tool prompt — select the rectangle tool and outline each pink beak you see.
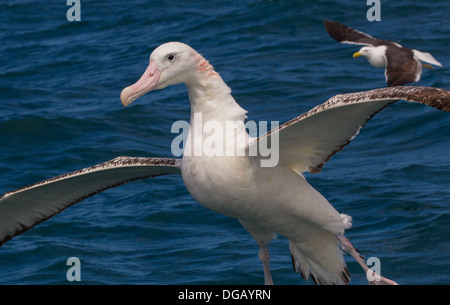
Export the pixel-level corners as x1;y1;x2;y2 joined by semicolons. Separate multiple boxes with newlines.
120;60;162;107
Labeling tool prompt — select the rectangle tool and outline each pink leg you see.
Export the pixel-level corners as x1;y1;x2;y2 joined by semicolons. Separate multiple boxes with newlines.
338;235;398;285
258;244;274;285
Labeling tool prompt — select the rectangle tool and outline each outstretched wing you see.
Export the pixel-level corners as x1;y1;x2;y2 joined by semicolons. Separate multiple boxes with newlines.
323;20;401;47
0;156;181;246
249;86;450;173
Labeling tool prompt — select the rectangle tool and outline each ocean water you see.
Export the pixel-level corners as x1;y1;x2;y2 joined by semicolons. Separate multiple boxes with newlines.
0;0;448;285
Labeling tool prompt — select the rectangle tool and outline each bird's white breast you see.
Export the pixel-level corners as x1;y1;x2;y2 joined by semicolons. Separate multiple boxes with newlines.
181;155;256;218
181;155;348;237
366;46;387;68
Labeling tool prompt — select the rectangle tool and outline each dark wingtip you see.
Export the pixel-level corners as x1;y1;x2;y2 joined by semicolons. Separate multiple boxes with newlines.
291;254;299;273
388;86;450;112
341;266;351;285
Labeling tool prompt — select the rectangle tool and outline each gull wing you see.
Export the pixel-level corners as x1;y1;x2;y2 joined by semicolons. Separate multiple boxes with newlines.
385;48;422;86
0;156;181;246
323;20;401;47
249;86;450;173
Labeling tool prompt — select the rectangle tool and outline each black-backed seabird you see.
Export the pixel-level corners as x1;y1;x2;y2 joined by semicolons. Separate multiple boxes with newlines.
323;20;442;86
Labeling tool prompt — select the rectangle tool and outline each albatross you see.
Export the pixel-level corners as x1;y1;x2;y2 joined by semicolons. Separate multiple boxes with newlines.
323;20;443;86
1;42;449;285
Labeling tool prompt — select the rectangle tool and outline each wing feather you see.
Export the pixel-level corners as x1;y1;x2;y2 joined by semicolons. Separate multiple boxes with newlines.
385;48;422;86
250;86;450;173
0;156;181;246
323;20;401;47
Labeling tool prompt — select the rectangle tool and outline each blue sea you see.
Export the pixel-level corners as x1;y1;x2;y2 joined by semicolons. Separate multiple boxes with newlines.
0;0;448;285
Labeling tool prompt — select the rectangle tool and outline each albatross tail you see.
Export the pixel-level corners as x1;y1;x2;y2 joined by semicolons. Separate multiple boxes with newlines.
289;226;351;285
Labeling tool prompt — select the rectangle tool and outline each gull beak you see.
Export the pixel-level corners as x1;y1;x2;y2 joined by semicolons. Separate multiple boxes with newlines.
353;52;362;58
120;60;162;107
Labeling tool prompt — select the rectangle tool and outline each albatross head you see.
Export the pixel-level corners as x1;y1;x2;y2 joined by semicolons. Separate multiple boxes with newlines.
120;42;217;107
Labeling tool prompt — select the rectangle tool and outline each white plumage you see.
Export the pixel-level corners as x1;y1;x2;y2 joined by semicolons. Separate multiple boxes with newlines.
1;42;449;285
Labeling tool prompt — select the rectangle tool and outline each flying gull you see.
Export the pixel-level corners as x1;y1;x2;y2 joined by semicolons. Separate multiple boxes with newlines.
1;42;449;285
323;20;443;87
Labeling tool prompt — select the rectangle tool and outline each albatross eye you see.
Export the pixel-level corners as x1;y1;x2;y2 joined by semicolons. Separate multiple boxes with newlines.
167;54;175;61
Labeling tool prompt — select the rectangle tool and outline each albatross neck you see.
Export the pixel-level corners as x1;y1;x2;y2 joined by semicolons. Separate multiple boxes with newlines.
183;72;250;159
184;55;247;124
186;80;246;122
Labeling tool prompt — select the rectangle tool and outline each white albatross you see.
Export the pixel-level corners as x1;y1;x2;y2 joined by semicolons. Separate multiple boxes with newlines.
1;42;450;285
323;20;443;86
